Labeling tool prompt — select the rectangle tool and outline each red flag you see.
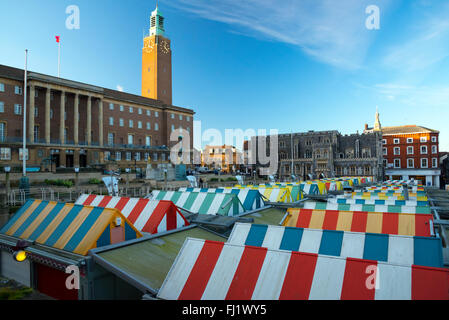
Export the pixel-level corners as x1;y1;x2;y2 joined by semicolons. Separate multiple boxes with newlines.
55;36;60;43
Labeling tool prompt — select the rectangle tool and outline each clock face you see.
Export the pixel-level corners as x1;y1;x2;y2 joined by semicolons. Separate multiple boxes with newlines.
160;40;170;54
143;38;155;53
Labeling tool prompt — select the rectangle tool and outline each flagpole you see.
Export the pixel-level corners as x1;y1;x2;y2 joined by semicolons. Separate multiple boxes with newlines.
23;49;28;177
58;41;61;78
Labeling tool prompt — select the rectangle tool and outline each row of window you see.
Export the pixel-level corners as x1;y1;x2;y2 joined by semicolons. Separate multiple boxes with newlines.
386;158;438;169
107;133;152;146
383;136;437;144
383;145;438;155
0;83;22;95
108;103;161;117
0;102;24;115
170;113;190;121
104;151;166;162
0;147;28;160
109;117;160;131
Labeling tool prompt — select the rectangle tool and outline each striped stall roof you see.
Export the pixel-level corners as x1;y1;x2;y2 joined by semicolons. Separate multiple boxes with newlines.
283;208;434;237
157;238;449;300
303;201;431;214
329;198;429;207
151;190;246;216
234;186;295;203
0;199;142;255
75;194;189;234
178;188;266;211
299;182;327;195
228;223;443;267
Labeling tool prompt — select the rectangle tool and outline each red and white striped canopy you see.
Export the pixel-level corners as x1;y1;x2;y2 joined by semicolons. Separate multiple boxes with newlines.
76;194;189;234
157;238;449;300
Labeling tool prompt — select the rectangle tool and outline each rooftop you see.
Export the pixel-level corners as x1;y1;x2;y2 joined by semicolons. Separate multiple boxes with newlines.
382;125;439;135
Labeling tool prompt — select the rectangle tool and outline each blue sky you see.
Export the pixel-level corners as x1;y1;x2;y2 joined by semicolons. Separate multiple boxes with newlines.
1;0;448;150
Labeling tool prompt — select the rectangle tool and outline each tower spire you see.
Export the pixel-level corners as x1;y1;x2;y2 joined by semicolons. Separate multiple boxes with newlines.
374;106;381;131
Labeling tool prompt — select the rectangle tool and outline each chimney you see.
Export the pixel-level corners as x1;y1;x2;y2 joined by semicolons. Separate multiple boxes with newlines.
365;124;368;130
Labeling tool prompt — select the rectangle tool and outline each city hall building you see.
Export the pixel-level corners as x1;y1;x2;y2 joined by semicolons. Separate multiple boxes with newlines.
0;6;194;172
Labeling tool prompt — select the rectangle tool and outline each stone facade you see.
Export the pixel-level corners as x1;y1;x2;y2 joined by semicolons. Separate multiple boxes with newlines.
248;130;384;181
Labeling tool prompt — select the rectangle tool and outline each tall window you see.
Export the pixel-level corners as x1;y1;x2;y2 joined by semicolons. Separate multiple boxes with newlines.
171;124;175;132
431;136;437;142
394;159;401;168
104;151;111;160
432;145;437;154
129;106;133;113
119;118;124;127
146;136;151;146
109;103;114;110
15;86;22;95
179;114;183;120
19;148;29;160
155;111;159;117
135;152;141;161
115;152;121;161
126;152;131;161
138;108;142;115
0;101;4;113
171;113;174;119
155;123;159;131
421;158;428;168
407;158;414;168
0;83;4;92
109;117;114;125
146;110;151;116
432;158;438;168
129;120;133;128
407;146;414;154
383;148;387;156
120;105;124;112
153;153;158;161
420;146;427;154
14;104;22;115
393;147;400;155
108;133;115;145
146;122;151;130
128;134;133;145
34;126;39;142
138;121;142;129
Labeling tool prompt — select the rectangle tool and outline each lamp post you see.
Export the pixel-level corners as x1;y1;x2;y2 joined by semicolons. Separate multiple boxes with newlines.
74;166;80;195
125;168;130;193
4;166;11;202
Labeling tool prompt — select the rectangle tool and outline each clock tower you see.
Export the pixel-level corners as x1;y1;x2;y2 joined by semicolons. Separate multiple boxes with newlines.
142;5;172;105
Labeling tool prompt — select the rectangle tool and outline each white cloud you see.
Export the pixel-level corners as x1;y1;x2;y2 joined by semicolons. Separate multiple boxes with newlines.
116;85;124;92
382;4;449;72
168;0;391;69
373;82;449;108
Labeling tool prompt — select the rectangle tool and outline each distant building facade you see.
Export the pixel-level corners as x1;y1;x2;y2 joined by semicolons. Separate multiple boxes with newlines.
247;130;384;181
381;125;440;187
364;109;441;187
202;145;243;173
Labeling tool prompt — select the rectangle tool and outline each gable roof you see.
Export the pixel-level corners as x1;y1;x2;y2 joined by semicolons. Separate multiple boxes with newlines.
382;125;439;135
0;199;142;255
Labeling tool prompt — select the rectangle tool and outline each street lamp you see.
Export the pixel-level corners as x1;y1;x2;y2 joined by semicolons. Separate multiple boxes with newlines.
74;166;80;195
